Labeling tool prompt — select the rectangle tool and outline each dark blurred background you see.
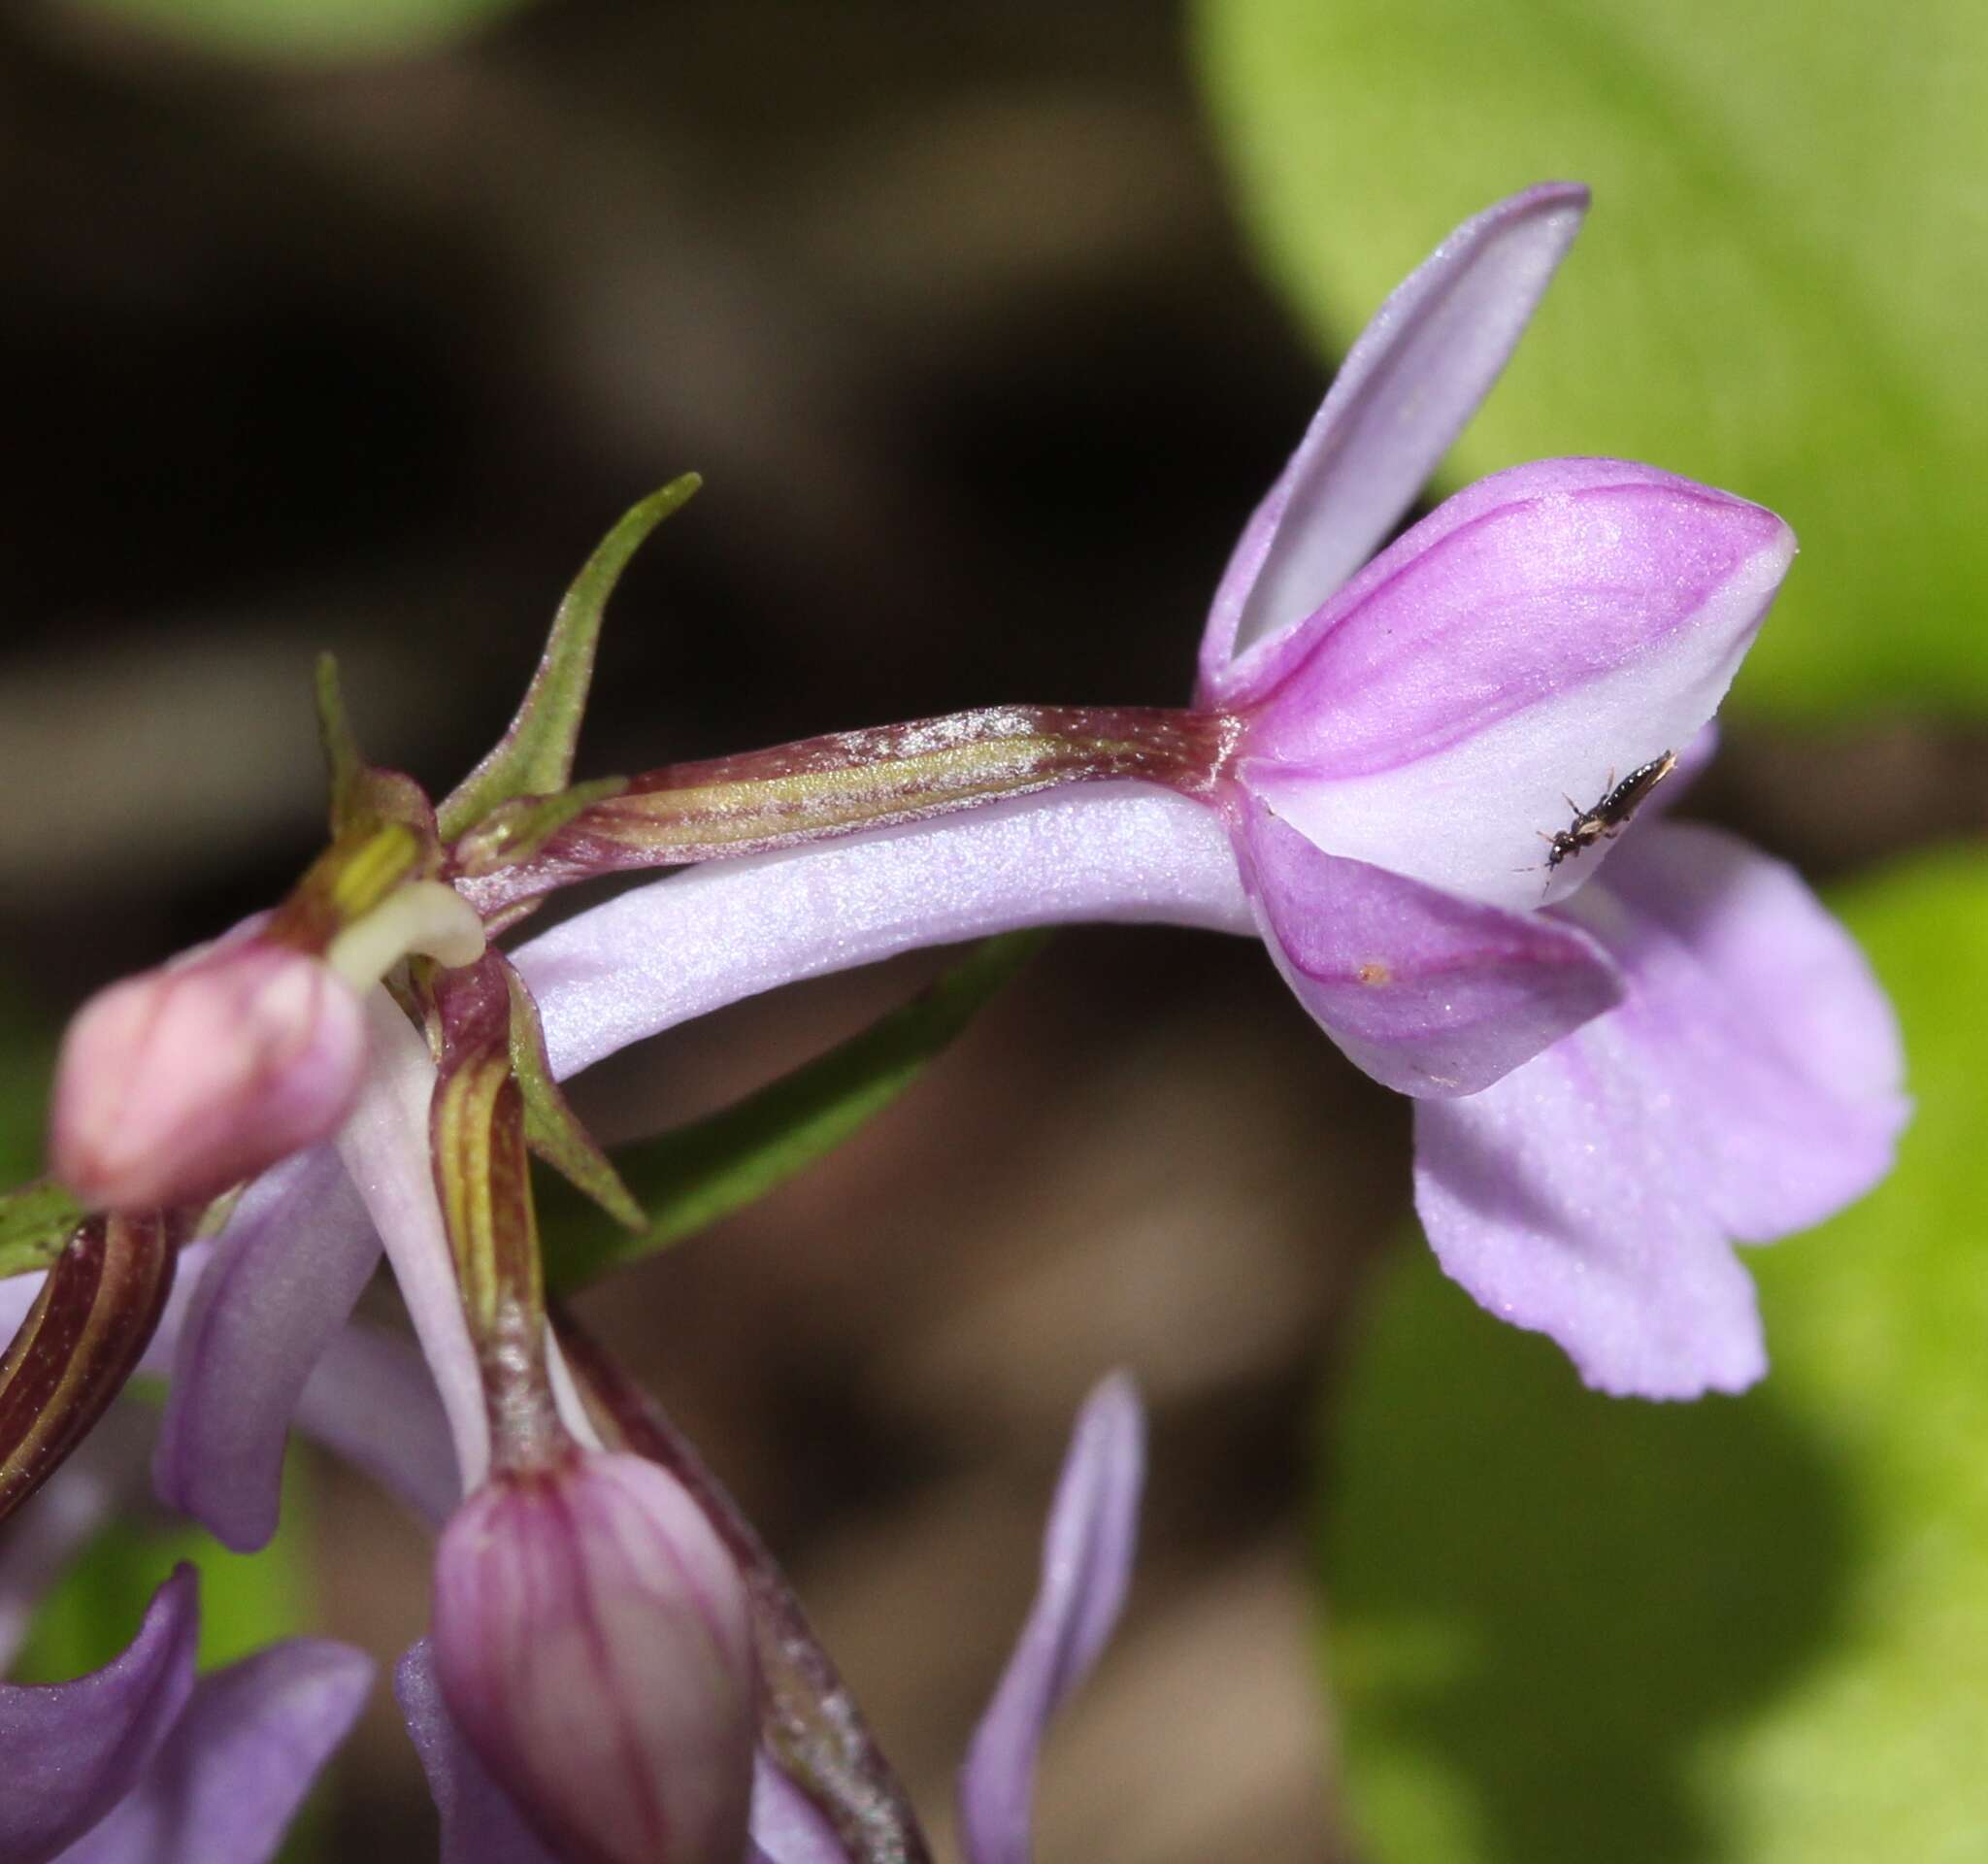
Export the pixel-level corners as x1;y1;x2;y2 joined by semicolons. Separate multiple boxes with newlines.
0;2;1961;1858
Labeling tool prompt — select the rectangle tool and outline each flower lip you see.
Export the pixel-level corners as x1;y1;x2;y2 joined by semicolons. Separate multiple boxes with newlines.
50;940;367;1215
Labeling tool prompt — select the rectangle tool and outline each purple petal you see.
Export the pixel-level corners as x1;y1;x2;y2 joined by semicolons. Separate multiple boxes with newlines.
395;1643;562;1864
1584;822;1906;1238
336;990;488;1496
59;1639;372;1864
1235;458;1796;915
749;1754;849;1864
1409;820;1901;1398
153;1148;381;1551
1201;183;1588;697
515;784;1251;1082
1236;800;1622;1096
1411;1007;1768;1401
957;1374;1144;1864
293;1323;460;1529
0;1566;198;1864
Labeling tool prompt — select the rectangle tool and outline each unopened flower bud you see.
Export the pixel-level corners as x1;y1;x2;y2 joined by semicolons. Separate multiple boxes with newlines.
432;1449;755;1864
50;940;366;1213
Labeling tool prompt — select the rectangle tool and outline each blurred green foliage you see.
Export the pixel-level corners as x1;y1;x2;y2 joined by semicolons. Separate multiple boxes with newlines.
64;0;532;62
1315;849;1988;1860
1196;0;1988;716
11;1438;314;1684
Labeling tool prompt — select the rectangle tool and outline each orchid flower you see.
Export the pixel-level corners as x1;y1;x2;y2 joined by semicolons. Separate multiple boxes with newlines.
0;180;1905;1861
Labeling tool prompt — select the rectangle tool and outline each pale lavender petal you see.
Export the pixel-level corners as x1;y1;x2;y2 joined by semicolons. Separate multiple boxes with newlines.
153;1148;381;1551
337;990;488;1496
294;1324;459;1528
395;1643;561;1864
1236;458;1795;915
1582;822;1906;1238
1201;183;1588;695
958;1374;1144;1864
749;1754;848;1864
1412;997;1768;1399
0;1566;197;1864
515;784;1252;1082
0;1408;152;1675
1407;818;1890;1398
1237;800;1621;1097
59;1639;373;1864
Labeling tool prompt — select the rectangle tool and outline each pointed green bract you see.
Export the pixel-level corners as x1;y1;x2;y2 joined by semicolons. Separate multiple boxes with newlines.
504;965;645;1233
0;1179;85;1281
314;653;366;837
1316;850;1988;1861
438;475;702;843
541;931;1047;1294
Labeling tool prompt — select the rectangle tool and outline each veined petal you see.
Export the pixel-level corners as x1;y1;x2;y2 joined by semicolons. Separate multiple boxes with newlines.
431;1451;756;1864
337;989;490;1498
0;1566;197;1864
514;784;1251;1082
396;1643;562;1864
1201;183;1588;697
1237;801;1622;1097
59;1639;373;1864
1236;458;1795;914
1579;822;1906;1239
153;1149;381;1551
957;1374;1143;1864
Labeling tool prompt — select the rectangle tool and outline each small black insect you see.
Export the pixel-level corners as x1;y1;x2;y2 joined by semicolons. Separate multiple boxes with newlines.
1537;750;1678;884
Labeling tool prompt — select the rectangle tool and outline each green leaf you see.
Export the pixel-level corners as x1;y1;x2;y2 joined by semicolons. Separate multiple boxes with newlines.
63;0;534;61
542;931;1047;1295
1195;0;1988;716
439;476;701;844
1317;849;1988;1861
0;1180;84;1281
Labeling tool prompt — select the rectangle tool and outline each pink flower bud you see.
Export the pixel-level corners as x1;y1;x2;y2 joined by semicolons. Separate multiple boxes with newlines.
432;1450;756;1864
50;940;366;1213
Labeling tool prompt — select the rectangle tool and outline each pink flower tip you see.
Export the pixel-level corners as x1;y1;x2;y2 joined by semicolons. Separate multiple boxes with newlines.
50;940;367;1213
432;1449;756;1864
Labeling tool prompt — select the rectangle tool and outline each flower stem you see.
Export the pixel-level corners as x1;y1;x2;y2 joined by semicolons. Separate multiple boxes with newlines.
454;704;1231;917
